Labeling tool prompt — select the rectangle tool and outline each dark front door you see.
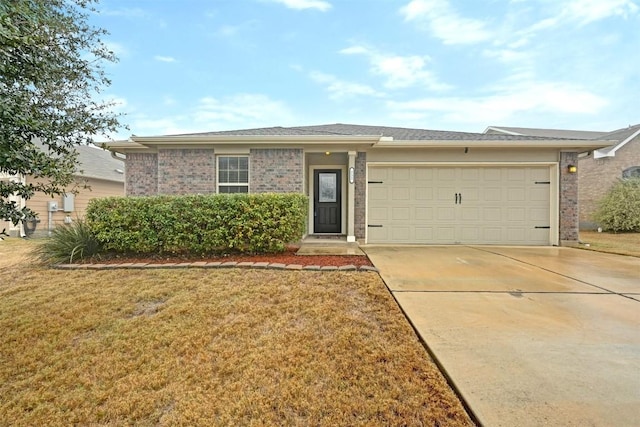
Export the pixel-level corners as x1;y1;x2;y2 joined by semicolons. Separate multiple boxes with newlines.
314;169;341;233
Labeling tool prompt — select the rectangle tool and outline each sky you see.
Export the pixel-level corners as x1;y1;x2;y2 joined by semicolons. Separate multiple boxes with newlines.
89;0;640;140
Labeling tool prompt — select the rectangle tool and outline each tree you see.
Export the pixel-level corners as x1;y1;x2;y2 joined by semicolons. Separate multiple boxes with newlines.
0;0;123;234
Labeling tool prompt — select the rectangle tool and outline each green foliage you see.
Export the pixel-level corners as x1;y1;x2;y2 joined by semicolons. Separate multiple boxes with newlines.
0;0;124;230
86;193;309;254
34;218;102;264
594;178;640;232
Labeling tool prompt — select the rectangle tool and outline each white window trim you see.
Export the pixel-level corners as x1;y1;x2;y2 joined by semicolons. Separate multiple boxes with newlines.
217;155;250;193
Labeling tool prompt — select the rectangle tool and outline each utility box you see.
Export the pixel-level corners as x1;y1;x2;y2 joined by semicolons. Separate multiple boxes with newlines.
63;193;75;213
48;201;58;212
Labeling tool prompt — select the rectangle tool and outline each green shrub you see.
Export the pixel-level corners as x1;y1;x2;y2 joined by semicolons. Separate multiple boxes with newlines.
86;193;308;255
594;178;640;232
34;219;102;264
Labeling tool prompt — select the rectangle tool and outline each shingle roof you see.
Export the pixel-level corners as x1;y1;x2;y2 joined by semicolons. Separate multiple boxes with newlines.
33;140;125;183
594;124;640;142
75;144;125;183
179;123;578;141
485;126;608;139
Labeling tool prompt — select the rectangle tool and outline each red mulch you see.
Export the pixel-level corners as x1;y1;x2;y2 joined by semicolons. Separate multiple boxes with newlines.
88;247;374;268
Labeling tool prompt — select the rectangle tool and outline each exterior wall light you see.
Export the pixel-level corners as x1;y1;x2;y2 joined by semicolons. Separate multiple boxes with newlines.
349;166;355;184
568;165;577;173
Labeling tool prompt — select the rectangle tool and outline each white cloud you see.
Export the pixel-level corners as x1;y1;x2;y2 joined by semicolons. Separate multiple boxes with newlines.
268;0;332;11
561;0;638;25
154;55;176;63
387;80;608;125
309;71;384;100
400;0;492;44
340;45;451;91
193;94;295;128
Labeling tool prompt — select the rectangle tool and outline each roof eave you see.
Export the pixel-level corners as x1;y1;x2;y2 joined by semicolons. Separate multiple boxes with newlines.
373;139;614;149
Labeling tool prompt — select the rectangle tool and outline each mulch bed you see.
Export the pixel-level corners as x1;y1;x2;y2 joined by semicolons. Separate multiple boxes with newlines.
87;247;374;268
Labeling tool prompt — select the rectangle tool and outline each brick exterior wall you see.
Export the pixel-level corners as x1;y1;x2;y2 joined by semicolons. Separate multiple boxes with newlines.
157;149;216;195
249;148;304;193
125;153;158;196
354;152;367;240
560;152;579;242
578;136;640;228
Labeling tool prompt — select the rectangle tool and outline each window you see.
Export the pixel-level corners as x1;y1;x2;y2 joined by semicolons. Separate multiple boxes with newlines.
622;166;640;179
217;156;249;193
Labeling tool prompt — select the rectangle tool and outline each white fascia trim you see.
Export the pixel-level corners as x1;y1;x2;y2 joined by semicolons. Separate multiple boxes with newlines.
373;139;612;149
593;129;640;159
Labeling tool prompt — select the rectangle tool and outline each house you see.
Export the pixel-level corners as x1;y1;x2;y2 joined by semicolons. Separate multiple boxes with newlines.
107;124;609;246
578;124;640;229
1;143;125;237
485;124;640;229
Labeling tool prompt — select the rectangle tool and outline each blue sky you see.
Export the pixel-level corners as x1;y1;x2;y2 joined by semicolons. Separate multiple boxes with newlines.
90;0;640;140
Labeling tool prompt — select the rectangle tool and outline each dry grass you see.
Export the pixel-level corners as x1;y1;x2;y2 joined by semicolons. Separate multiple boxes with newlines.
0;238;473;426
579;231;640;257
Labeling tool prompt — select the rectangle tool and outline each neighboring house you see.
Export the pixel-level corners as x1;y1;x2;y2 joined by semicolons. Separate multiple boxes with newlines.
485;124;640;229
1;143;125;237
578;124;640;229
108;124;609;246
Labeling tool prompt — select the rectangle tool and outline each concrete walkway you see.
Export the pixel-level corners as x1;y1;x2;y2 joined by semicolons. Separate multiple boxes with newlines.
364;246;640;427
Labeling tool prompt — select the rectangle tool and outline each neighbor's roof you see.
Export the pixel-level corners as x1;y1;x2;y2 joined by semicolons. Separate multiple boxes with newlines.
74;144;125;183
484;126;608;139
177;123;581;141
592;124;640;158
33;139;125;183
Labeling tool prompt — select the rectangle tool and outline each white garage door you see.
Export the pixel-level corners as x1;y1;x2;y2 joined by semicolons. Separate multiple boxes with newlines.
367;166;552;245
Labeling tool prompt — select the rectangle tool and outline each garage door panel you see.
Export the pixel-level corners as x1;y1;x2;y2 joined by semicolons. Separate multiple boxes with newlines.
392;168;411;180
368;207;388;221
392;207;410;220
392;187;410;200
415;207;433;220
415;168;434;181
483;187;502;201
369;187;388;200
415;227;434;240
482;207;501;221
459;226;479;241
415;187;433;200
437;206;455;220
529;207;549;222
530;187;549;201
392;227;411;241
368;227;387;242
461;207;479;221
507;188;526;201
367;166;551;245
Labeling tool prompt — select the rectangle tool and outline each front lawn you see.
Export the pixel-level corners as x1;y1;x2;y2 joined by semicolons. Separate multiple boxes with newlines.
579;231;640;257
0;239;473;426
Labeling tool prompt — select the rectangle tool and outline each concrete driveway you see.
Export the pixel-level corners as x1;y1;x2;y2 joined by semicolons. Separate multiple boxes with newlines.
364;246;640;427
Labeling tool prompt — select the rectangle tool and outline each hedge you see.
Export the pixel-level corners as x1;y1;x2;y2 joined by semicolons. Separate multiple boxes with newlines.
86;193;308;254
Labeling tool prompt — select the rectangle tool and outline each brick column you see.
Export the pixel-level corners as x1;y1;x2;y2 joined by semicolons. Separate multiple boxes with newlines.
354;152;367;240
559;152;579;243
